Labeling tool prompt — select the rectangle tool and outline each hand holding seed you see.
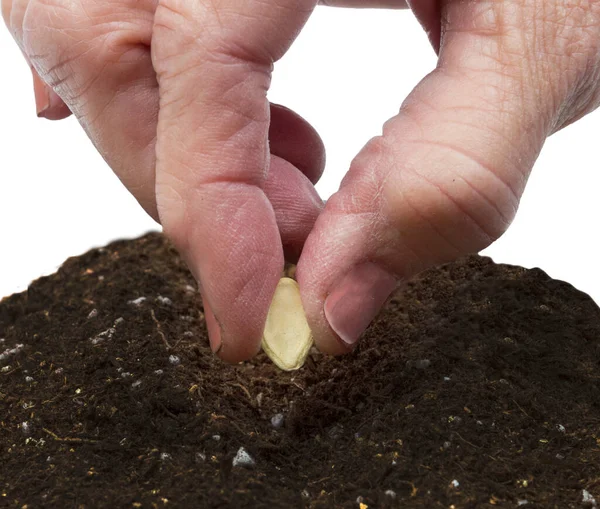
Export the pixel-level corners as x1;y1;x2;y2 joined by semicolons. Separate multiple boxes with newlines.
3;0;600;362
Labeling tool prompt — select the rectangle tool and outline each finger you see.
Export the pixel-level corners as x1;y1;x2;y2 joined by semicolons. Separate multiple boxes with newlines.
6;0;161;220
406;0;440;53
152;0;319;362
31;66;71;120
269;103;326;185
297;1;563;355
264;155;324;263
319;0;407;8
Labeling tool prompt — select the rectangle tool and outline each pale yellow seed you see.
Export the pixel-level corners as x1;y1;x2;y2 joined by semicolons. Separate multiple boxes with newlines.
262;278;313;371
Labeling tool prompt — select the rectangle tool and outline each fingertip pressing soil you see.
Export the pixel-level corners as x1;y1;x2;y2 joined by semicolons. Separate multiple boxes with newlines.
1;232;600;508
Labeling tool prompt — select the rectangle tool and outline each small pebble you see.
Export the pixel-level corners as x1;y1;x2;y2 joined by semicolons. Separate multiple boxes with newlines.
128;297;147;306
443;441;452;449
450;479;460;488
25;376;34;383
556;453;565;460
212;435;221;441
271;413;285;429
583;489;597;507
131;380;142;388
196;452;206;462
443;376;451;382
0;343;24;361
184;285;196;293
183;331;194;337
22;422;31;435
169;355;181;365
232;447;255;468
154;369;164;375
157;296;172;306
87;309;98;319
384;490;397;499
301;490;310;499
557;424;566;433
160;452;171;461
517;501;529;506
121;372;132;378
1;366;10;373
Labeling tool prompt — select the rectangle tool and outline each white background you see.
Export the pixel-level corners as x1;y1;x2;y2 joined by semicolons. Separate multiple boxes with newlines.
1;7;599;302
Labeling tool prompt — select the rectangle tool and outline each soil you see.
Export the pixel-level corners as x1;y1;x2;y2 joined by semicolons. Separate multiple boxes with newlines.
1;232;600;509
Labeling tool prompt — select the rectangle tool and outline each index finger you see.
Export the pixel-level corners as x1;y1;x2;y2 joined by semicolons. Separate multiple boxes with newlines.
152;0;318;362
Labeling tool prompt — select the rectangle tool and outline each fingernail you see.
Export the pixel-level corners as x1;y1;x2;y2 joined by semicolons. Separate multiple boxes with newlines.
203;299;222;354
324;262;397;347
31;67;51;118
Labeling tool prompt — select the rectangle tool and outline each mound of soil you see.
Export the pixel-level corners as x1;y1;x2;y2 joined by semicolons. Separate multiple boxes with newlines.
1;232;600;508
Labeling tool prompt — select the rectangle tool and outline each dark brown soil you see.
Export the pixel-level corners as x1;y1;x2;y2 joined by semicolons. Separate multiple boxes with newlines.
1;232;600;508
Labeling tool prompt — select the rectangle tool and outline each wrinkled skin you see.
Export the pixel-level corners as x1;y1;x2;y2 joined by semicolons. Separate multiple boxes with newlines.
3;0;600;362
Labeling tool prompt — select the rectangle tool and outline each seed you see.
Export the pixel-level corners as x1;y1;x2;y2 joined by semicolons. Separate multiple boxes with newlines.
262;278;313;371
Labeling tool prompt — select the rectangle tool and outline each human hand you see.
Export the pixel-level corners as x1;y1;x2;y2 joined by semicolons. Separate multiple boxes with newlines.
2;0;330;362
4;0;599;362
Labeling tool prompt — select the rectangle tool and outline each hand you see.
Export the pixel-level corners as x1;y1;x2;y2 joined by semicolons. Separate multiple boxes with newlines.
4;1;599;362
3;0;328;362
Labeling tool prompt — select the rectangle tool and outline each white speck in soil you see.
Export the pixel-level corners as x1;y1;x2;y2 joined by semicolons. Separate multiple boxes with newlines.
160;452;172;461
128;296;147;306
195;452;206;462
169;355;181;365
131;380;142;388
443;441;452;449
25;376;34;383
0;338;4;343
87;309;98;319
301;490;310;499
156;296;172;305
450;479;460;488
54;367;63;375
22;422;31;435
271;413;285;429
476;420;483;426
183;331;194;337
556;453;565;460
385;490;397;499
121;372;132;378
0;343;25;362
356;496;364;504
98;275;105;281
184;285;196;293
212;435;221;441
557;424;566;433
1;366;10;373
517;501;529;506
154;369;164;375
232;447;255;468
583;489;597;507
443;376;451;382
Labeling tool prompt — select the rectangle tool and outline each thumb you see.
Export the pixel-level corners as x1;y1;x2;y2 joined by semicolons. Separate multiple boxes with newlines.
297;1;563;355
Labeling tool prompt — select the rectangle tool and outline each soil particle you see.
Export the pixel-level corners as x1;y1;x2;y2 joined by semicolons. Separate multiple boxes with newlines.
1;232;600;508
